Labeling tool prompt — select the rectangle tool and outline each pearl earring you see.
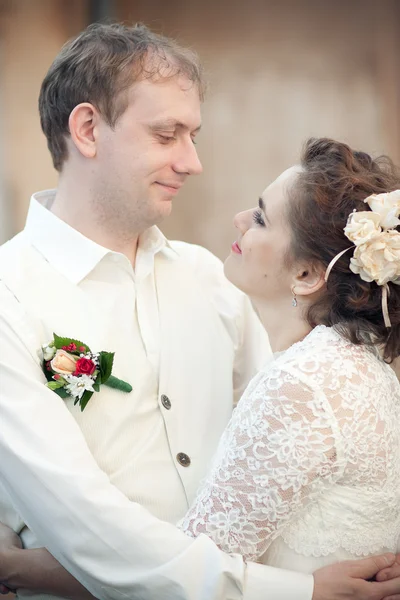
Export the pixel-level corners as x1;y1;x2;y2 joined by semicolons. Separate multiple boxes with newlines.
291;286;297;307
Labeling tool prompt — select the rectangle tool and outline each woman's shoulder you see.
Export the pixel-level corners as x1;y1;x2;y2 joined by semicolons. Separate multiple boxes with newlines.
273;324;371;366
260;324;393;390
255;325;400;413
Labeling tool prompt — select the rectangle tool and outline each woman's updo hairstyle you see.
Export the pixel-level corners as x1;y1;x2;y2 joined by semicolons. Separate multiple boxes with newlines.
287;137;400;362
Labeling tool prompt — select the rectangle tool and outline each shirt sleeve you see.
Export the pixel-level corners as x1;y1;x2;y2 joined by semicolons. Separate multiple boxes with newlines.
0;282;313;600
180;366;344;561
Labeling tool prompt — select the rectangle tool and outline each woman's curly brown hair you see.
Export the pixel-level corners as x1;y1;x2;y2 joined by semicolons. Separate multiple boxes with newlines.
287;137;400;362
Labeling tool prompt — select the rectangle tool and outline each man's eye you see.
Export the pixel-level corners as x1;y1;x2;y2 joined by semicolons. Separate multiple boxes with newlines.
253;209;265;226
158;135;176;144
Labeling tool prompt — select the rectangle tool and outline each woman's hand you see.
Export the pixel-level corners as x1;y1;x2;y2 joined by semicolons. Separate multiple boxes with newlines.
376;553;400;583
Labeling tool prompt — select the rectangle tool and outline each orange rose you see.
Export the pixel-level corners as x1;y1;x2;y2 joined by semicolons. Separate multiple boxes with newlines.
50;349;77;375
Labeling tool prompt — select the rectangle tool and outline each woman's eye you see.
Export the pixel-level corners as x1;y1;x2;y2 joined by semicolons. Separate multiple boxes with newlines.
252;209;265;226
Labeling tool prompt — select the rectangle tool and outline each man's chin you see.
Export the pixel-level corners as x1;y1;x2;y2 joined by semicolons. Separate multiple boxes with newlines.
150;202;173;226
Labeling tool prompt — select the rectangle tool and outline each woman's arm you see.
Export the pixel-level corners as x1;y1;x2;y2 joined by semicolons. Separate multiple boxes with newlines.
179;368;344;560
0;523;96;599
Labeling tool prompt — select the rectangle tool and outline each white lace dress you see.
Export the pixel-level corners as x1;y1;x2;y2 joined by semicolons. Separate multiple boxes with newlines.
179;325;400;573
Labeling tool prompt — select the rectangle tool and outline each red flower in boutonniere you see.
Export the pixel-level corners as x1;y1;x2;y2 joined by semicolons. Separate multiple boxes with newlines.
41;334;132;411
74;357;96;376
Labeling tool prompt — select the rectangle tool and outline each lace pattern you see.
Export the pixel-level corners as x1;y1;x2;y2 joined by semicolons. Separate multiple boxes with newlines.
179;326;400;560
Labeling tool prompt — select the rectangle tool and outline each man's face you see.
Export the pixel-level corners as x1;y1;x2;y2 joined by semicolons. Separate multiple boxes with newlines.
93;74;203;235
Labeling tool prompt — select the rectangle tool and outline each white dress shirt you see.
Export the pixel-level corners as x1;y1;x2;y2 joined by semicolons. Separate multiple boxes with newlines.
0;190;313;600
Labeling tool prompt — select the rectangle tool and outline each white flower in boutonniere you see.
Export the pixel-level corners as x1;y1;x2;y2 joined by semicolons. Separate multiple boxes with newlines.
41;333;132;411
42;342;57;361
64;374;96;400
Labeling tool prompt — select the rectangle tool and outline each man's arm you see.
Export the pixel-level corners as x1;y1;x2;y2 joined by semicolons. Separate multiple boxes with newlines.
1;532;400;600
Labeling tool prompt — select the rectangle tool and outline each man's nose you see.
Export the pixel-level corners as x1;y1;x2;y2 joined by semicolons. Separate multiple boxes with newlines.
172;139;203;176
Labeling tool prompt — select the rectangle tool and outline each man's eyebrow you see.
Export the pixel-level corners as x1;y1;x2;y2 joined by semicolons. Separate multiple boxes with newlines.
149;119;202;133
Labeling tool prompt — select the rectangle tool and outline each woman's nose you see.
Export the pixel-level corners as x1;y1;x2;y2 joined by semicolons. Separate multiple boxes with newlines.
233;209;253;233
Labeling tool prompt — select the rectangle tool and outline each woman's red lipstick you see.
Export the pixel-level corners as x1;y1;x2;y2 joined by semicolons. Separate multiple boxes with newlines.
231;241;242;254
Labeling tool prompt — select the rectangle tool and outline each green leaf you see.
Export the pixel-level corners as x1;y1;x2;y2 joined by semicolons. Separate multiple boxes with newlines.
79;390;94;412
99;351;114;384
93;383;100;392
53;333;91;354
104;375;132;393
42;361;55;382
54;387;69;399
46;380;65;391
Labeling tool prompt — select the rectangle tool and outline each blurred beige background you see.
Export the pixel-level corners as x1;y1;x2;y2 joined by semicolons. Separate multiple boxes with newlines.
0;4;399;596
1;0;400;259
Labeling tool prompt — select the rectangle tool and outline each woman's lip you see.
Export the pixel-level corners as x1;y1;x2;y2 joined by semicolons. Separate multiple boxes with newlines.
231;241;242;254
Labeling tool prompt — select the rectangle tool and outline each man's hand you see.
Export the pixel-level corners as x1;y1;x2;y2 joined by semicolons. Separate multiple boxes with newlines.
0;522;22;594
313;553;400;600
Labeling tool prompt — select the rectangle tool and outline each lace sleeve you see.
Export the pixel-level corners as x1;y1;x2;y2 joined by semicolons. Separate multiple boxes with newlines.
179;367;344;561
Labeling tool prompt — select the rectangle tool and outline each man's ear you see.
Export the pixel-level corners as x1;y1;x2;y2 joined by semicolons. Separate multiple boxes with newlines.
68;102;99;160
292;262;325;298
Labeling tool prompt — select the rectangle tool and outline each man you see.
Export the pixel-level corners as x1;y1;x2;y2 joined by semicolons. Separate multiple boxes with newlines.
0;22;399;600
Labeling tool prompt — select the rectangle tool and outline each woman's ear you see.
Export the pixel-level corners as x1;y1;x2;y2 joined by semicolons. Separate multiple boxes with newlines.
292;262;325;298
68;102;99;160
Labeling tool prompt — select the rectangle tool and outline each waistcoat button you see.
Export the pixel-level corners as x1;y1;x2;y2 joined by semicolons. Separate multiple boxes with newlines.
161;394;171;410
177;452;191;467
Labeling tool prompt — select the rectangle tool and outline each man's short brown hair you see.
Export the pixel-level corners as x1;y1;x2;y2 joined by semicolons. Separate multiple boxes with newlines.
39;22;205;171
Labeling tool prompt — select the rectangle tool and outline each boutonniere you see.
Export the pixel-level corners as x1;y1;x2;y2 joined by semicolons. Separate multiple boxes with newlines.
41;334;132;411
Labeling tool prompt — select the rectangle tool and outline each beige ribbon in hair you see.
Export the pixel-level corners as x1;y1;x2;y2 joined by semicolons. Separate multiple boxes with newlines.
324;245;392;328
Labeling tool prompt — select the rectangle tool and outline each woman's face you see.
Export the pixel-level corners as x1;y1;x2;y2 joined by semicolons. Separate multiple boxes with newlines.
224;167;300;304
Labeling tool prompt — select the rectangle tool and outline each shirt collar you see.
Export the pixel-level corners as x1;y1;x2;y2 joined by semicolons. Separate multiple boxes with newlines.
24;189;178;285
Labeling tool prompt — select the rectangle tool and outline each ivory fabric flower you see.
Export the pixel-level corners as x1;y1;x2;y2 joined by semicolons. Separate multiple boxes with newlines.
365;190;400;230
344;211;381;245
350;231;400;285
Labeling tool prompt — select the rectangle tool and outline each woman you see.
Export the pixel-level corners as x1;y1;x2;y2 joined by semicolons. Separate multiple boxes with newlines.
179;137;400;571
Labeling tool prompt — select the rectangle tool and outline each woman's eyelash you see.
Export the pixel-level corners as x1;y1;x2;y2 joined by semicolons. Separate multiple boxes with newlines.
253;209;265;226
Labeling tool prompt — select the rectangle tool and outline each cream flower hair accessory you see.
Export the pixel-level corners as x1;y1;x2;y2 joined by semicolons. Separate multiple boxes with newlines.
325;189;400;328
